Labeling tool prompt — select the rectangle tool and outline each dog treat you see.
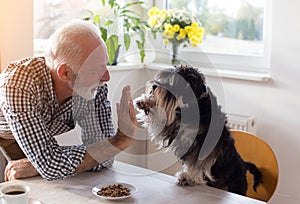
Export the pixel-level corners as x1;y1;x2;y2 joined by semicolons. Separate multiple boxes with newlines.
97;184;131;197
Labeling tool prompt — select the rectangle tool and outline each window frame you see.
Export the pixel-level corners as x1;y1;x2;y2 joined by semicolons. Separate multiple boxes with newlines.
154;0;272;76
32;0;272;81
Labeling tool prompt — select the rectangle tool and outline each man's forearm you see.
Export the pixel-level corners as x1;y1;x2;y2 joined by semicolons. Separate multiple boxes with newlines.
74;130;134;173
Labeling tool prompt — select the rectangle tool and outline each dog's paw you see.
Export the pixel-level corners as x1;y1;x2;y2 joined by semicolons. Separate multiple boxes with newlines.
135;99;151;115
134;95;156;115
176;172;195;186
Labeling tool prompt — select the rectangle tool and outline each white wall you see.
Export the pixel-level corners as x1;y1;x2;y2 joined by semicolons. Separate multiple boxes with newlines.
0;0;33;70
1;1;300;203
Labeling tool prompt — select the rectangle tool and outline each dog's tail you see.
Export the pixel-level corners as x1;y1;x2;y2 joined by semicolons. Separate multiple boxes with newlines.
245;161;263;192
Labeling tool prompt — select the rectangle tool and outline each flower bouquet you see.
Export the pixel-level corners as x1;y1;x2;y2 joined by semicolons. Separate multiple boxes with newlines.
147;7;205;64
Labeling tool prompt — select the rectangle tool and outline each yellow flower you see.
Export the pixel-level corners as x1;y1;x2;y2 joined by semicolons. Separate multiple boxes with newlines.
164;24;173;32
148;17;159;27
191;43;198;47
198;27;205;34
190;36;201;46
163;30;175;39
184;26;192;33
195;32;203;39
179;29;186;37
147;7;205;48
148;7;160;17
163;39;169;45
190;31;203;38
176;35;185;41
191;22;199;29
173;24;180;32
159;9;167;19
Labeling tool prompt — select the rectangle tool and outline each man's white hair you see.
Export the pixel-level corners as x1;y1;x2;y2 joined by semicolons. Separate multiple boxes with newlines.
45;20;103;72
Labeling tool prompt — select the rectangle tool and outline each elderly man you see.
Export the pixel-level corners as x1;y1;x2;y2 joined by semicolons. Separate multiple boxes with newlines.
0;20;137;181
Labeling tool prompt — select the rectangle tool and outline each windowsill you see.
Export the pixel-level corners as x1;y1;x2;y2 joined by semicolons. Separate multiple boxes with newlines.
107;62;144;71
108;62;271;82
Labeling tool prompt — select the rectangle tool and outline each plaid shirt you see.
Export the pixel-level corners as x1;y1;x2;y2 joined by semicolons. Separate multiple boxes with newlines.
0;57;115;180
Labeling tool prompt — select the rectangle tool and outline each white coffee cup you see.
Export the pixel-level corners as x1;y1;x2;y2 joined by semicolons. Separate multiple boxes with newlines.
0;184;30;204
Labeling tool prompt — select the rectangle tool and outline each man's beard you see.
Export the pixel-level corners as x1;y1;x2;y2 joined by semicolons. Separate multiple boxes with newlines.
71;75;102;100
73;83;99;100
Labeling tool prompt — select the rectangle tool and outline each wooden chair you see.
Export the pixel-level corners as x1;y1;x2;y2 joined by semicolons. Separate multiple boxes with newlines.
230;130;278;202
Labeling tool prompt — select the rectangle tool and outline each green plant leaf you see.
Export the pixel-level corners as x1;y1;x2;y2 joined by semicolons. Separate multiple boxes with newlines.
124;33;130;51
151;30;157;39
104;20;113;26
136;40;145;63
100;27;107;42
111;34;119;48
108;0;116;8
82;17;90;21
93;15;101;24
122;2;144;10
120;9;137;15
83;0;148;64
106;35;119;65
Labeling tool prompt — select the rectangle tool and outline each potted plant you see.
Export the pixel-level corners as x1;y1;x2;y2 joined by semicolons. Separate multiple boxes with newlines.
83;0;148;65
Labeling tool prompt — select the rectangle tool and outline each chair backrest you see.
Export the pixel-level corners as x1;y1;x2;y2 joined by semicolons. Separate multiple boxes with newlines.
230;130;278;202
0;150;7;182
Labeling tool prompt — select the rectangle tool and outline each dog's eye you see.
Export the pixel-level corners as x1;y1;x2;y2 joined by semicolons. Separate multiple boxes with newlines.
152;85;158;91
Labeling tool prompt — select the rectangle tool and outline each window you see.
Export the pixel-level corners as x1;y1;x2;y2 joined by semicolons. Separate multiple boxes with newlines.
169;0;265;56
34;0;102;55
158;0;272;75
34;0;272;79
34;0;85;55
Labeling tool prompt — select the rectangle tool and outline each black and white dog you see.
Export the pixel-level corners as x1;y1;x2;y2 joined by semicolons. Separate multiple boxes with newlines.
135;65;262;196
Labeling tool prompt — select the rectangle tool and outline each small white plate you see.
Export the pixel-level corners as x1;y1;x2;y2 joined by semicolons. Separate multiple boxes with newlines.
92;182;137;200
29;198;43;204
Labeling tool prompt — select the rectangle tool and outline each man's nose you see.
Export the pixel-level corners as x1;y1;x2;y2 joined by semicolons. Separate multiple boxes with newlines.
101;67;110;82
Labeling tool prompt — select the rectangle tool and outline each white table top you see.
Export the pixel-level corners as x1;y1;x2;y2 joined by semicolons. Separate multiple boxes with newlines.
0;161;266;204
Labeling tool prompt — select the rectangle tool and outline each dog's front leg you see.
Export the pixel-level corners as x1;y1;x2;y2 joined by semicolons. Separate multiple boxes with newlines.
176;171;196;186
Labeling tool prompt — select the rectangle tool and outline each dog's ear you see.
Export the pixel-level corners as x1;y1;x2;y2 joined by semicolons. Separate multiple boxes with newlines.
173;65;209;104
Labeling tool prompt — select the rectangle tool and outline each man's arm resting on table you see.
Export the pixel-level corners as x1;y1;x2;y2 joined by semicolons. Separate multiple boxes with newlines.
75;129;134;173
4;158;39;181
5;85;136;181
4;130;133;181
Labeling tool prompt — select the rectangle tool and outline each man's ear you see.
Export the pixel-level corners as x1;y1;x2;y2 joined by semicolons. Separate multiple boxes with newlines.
57;64;73;81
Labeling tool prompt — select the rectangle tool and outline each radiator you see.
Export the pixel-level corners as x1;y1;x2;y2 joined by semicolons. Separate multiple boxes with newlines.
226;113;257;134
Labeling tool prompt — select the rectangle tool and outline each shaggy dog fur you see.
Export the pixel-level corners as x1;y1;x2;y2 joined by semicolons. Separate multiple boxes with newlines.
135;65;262;196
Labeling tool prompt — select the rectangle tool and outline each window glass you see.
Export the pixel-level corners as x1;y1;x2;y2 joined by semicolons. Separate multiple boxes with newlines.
168;0;265;56
34;0;270;73
34;0;101;55
34;0;86;39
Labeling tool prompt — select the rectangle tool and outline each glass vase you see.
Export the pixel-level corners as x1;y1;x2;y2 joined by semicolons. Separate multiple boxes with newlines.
171;43;180;65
